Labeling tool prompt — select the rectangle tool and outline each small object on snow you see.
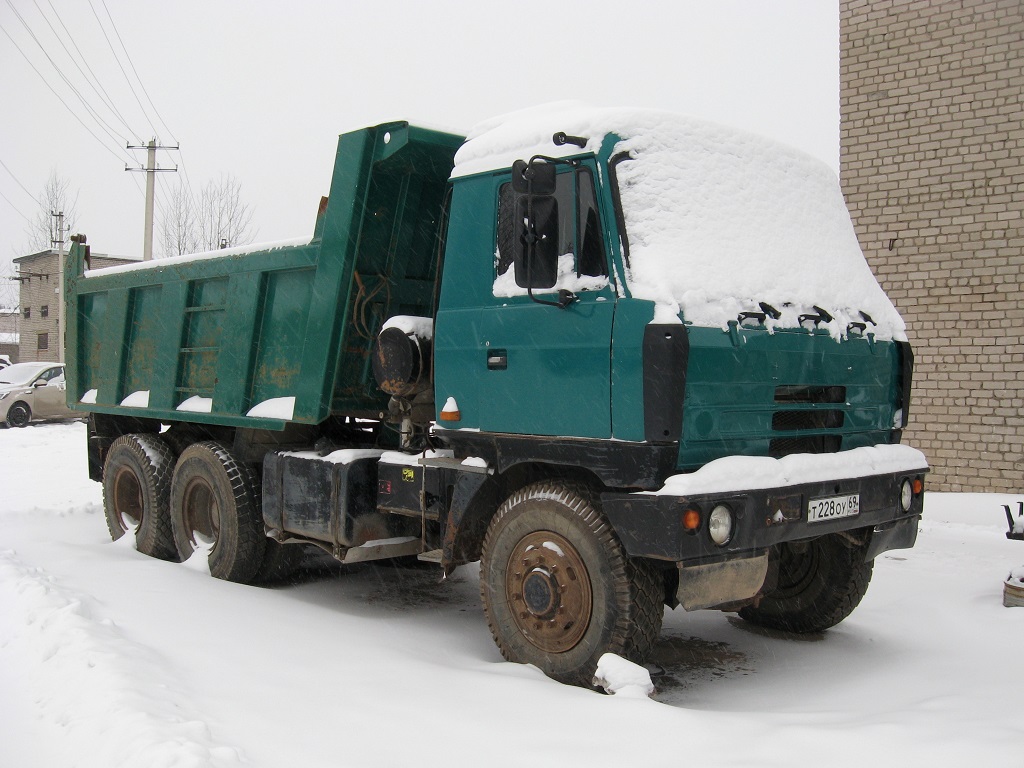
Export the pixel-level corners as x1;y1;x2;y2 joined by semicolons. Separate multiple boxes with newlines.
1003;567;1024;608
1003;501;1023;541
593;653;654;698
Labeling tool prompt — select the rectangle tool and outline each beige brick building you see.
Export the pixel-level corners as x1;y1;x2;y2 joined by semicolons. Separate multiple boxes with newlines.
840;0;1023;492
14;250;137;364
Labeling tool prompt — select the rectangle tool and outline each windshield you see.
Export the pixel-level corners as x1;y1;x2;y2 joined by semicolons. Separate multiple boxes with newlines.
0;362;50;386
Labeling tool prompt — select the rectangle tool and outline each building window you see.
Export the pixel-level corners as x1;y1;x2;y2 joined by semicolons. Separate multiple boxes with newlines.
41;305;49;318
37;332;48;351
23;307;30;319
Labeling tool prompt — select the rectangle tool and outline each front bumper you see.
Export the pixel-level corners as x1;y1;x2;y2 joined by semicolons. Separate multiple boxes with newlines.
601;456;927;609
602;468;926;566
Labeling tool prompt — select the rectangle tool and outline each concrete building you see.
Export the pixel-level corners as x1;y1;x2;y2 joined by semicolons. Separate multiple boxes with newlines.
14;250;138;364
840;0;1023;492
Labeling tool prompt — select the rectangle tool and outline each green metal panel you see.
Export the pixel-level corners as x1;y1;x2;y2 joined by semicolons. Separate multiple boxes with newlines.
249;268;315;406
63;121;462;430
677;325;900;470
609;298;656;442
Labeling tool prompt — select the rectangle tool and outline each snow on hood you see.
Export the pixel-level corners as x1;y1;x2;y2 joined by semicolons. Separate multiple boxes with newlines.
453;104;905;341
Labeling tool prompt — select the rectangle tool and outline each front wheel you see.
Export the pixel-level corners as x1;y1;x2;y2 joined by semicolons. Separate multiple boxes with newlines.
738;534;873;633
6;402;31;428
479;482;663;686
170;441;266;583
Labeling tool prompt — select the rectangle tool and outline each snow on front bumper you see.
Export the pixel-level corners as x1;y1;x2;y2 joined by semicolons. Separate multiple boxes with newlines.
600;444;929;567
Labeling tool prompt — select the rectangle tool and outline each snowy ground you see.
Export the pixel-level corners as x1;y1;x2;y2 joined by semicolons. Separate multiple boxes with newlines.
2;421;1022;767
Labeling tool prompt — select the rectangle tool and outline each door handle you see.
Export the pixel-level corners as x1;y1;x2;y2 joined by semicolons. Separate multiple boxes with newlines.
487;349;508;370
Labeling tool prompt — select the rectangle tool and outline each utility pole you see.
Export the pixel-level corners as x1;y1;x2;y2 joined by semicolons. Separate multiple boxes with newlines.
52;210;65;362
126;139;178;260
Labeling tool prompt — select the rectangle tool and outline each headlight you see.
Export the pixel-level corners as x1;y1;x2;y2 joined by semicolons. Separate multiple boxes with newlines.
708;504;734;546
899;479;914;513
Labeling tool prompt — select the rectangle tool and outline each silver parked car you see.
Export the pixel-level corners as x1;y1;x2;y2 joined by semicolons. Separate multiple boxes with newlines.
0;362;77;427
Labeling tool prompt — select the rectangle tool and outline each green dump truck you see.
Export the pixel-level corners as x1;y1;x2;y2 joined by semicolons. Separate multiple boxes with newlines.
65;106;928;685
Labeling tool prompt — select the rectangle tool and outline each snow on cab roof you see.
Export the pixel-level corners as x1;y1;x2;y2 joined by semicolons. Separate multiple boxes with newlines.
452;104;905;341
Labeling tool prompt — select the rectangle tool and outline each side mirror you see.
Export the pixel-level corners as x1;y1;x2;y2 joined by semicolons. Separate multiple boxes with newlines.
33;378;47;388
513;195;559;289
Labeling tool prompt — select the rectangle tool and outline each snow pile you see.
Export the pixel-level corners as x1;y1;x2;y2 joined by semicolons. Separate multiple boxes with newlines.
593;653;655;698
654;444;927;496
454;104;904;340
0;549;241;767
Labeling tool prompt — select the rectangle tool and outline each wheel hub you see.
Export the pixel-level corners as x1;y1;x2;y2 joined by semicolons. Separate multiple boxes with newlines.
112;466;143;531
182;477;220;546
507;531;592;654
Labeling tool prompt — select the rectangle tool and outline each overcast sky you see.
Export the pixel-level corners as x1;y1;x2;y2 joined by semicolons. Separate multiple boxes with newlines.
1;0;840;284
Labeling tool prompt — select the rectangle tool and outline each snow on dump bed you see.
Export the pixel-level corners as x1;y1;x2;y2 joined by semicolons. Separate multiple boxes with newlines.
453;104;905;341
83;237;312;277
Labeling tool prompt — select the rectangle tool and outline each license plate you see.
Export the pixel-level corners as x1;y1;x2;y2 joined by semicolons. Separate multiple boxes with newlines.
807;493;860;523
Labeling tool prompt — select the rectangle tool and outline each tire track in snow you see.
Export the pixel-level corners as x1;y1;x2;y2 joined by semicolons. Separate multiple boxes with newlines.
0;548;245;768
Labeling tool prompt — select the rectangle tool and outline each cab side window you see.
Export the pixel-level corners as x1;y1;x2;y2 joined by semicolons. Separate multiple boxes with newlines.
494;167;607;295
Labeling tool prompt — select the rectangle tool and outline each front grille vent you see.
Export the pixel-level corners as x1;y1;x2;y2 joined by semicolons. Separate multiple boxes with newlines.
775;385;846;404
772;410;845;431
770;436;842;457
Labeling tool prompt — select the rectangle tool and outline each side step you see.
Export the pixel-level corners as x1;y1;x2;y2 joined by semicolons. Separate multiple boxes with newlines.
417;549;443;563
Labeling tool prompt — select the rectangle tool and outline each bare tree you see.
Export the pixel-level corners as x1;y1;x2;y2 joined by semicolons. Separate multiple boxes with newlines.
196;174;255;252
159;181;200;257
24;171;79;254
158;174;255;256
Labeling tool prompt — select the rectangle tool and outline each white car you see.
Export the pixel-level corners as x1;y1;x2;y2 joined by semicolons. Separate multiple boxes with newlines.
0;362;77;427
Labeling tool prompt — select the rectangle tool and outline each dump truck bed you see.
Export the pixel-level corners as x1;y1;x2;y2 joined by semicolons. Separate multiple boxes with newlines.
64;122;463;429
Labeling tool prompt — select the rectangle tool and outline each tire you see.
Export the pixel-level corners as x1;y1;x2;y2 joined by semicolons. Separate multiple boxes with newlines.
479;481;663;686
738;534;873;633
102;433;178;560
170;441;266;583
6;402;31;428
253;539;304;583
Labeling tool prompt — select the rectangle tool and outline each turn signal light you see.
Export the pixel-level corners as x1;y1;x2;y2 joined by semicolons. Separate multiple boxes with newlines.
682;508;701;531
912;478;923;495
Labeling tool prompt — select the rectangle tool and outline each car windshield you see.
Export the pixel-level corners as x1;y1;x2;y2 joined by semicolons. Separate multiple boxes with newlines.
0;362;50;386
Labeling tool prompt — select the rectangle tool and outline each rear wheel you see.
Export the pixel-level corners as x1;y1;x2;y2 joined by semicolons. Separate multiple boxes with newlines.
102;433;178;560
480;482;663;686
6;402;31;428
170;441;265;583
738;534;873;633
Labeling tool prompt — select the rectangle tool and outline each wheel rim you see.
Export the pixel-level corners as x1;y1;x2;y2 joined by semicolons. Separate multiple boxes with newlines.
506;530;592;654
112;466;143;532
181;477;220;547
9;405;29;427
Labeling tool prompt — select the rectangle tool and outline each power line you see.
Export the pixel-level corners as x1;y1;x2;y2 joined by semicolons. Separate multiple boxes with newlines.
0;21;130;166
36;0;141;140
0;158;37;201
4;0;131;149
99;0;177;143
0;189;34;225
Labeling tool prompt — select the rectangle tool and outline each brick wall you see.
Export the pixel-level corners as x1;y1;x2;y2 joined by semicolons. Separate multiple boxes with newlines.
840;0;1023;492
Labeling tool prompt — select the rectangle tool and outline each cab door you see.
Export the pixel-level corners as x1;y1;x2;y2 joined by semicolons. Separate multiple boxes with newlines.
471;163;615;439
